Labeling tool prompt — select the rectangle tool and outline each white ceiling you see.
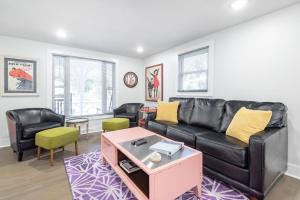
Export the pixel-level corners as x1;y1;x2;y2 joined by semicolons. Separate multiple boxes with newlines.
0;0;299;58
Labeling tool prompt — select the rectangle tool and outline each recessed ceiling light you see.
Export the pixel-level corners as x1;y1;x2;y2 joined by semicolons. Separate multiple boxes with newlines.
231;0;248;11
136;46;144;53
56;30;67;38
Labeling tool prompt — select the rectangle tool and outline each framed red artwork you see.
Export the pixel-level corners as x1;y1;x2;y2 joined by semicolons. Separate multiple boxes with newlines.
145;63;163;101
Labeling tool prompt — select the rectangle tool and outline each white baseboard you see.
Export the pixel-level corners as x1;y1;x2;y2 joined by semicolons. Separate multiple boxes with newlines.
0;136;10;148
285;163;300;180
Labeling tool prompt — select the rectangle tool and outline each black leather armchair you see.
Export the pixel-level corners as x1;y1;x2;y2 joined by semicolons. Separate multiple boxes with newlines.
146;97;288;200
6;108;65;161
113;103;144;127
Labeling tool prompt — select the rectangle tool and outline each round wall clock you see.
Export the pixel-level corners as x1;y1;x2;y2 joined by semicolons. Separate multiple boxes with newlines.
123;72;138;88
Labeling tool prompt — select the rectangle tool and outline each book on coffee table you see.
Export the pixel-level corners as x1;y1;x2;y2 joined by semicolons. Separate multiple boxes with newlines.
149;140;184;156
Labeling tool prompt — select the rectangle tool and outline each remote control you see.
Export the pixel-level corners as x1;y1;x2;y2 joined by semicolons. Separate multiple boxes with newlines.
131;138;147;146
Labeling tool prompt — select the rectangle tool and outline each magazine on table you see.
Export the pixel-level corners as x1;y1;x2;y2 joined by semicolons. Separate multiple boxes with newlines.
149;140;184;157
119;159;140;174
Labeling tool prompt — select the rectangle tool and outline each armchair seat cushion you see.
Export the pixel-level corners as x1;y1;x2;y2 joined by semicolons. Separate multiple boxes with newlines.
114;113;136;122
23;122;62;139
196;132;248;168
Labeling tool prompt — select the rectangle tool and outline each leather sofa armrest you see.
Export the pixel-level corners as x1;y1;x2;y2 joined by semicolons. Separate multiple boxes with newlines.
249;127;288;193
113;104;126;116
42;109;65;125
134;104;144;122
6;112;22;151
55;113;65;125
145;112;157;128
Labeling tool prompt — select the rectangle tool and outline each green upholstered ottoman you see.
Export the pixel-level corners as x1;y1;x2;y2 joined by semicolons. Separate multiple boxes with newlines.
102;118;130;132
35;127;80;166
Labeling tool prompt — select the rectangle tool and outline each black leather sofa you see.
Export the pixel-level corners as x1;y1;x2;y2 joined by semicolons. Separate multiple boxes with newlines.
6;108;65;161
113;103;144;127
145;97;288;200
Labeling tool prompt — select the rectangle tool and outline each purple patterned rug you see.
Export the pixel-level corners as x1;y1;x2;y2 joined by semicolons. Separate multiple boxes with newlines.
64;151;249;200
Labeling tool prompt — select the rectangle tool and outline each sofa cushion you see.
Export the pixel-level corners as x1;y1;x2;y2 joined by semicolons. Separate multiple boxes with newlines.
22;122;62;139
190;98;225;132
147;120;168;136
13;109;42;126
169;97;194;124
155;101;180;124
196;132;248;168
166;124;215;148
114;114;136;122
220;100;287;132
250;102;287;128
125;104;141;114
226;107;272;144
220;100;254;132
203;154;249;185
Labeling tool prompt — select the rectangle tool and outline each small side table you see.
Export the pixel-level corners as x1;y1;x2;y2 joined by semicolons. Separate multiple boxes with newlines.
66;118;89;139
138;107;157;127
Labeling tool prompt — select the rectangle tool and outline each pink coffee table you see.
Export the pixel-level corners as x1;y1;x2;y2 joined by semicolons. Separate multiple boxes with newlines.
101;127;202;200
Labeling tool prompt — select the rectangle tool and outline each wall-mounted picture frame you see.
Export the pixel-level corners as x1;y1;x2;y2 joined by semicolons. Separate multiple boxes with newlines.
145;63;163;101
1;56;38;96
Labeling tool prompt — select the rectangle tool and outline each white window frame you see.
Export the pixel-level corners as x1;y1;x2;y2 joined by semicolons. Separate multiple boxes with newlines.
52;54;116;117
176;41;214;97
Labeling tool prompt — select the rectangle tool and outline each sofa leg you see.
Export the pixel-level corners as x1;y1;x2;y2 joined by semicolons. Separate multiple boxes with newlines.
18;152;23;161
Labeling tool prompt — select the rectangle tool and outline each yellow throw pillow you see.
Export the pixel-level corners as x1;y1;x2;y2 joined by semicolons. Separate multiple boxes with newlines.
226;107;272;144
155;101;180;124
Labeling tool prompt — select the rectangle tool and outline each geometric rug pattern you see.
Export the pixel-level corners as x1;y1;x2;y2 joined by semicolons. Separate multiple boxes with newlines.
64;151;249;200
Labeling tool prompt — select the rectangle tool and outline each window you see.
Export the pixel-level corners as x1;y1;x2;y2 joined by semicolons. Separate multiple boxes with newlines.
52;55;115;117
178;46;209;92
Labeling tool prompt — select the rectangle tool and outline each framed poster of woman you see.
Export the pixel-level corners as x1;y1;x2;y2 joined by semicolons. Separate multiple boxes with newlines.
145;63;163;101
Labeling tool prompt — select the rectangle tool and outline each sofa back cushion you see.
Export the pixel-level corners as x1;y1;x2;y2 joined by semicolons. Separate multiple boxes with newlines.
220;100;287;132
190;98;226;132
125;103;143;114
41;109;62;124
12;108;42;125
169;97;194;124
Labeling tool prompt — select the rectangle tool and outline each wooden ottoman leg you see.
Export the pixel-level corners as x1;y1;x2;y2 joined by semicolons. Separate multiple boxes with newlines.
62;146;64;151
50;149;54;166
75;141;79;155
86;123;89;139
37;146;41;160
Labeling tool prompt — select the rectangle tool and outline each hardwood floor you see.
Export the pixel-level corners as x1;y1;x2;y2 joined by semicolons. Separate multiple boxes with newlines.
0;132;299;200
0;133;100;200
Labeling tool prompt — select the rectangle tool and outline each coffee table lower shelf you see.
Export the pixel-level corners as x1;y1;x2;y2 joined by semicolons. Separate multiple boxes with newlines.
102;154;149;200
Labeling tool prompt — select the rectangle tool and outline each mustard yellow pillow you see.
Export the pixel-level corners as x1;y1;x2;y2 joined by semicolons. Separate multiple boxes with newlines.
155;101;180;124
226;107;272;144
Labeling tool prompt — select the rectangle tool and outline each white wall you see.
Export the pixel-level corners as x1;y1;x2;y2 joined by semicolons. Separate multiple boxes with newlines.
0;36;144;147
144;4;300;178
